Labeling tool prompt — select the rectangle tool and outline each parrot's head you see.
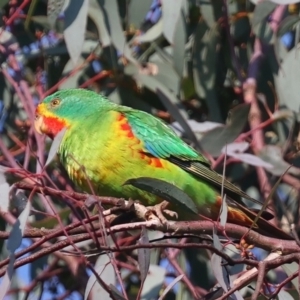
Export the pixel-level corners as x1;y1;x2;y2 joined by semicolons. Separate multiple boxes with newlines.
34;89;111;139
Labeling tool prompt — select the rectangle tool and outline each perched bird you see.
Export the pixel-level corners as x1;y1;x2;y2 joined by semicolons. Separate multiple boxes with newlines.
34;88;291;239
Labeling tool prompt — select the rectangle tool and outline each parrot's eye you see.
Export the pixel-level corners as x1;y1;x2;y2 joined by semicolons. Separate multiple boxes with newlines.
50;99;61;107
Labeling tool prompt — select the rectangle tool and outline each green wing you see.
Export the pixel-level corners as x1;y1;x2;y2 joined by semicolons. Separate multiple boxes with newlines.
124;109;262;204
124;109;209;164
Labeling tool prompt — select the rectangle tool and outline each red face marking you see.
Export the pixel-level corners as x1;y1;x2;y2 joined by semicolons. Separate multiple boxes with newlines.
43;116;67;139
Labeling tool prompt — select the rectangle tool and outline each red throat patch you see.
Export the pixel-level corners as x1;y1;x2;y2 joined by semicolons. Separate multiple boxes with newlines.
42;116;67;139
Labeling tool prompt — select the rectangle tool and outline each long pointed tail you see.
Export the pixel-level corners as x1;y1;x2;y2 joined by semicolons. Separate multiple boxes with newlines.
212;196;293;240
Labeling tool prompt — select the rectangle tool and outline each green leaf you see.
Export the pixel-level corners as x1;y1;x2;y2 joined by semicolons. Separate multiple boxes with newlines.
278;290;295;300
31;16;51;30
128;0;153;28
109;285;127;300
141;265;166;300
89;0;111;47
173;10;186;78
219;195;228;227
64;0;89;65
124;177;198;216
259;145;300;177
59;58;85;89
200;104;251;157
158;274;184;300
47;0;65;29
0;0;9;9
275;45;300;112
282;262;299;291
253;21;275;44
0;199;31;299
277;15;300;38
138;227;150;293
85;254;116;300
193;24;222;122
100;0;136;63
251;1;277;44
267;0;300;3
149;62;180;94
30;208;71;229
161;0;185;44
211;232;243;299
199;1;216;28
135;19;163;43
45;128;67;167
251;1;277;28
0;169;9;214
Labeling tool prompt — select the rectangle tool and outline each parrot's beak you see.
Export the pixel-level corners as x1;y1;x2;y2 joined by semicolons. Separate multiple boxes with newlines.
34;112;44;134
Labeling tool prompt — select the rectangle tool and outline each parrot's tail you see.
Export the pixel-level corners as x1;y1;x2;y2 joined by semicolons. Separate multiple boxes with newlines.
209;196;293;240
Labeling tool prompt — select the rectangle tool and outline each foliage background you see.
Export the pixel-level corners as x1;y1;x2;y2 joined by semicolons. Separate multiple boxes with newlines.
0;0;300;299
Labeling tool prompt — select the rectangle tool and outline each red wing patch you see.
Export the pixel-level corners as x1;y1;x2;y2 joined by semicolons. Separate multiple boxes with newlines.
117;113;134;138
116;112;164;168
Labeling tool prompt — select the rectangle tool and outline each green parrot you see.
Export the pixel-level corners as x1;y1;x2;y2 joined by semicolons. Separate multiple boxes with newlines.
34;88;291;239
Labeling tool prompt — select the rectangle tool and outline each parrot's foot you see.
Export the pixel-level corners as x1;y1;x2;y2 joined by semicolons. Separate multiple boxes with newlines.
147;201;178;225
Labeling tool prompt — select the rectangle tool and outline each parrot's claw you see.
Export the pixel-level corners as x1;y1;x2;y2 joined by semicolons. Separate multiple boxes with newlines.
163;209;178;219
147;201;178;225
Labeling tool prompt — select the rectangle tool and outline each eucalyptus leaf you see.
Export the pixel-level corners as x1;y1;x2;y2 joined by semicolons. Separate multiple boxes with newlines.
135;19;163;43
88;0;111;47
171;120;223;136
141;265;166;300
161;0;184;44
64;0;89;65
199;1;216;28
277;15;300;38
211;232;229;292
193;24;222;122
47;0;65;29
0;172;9;213
128;0;153;28
278;290;295;300
85;254;116;300
158;274;184;300
275;46;300;112
109;284;127;300
259;145;300;176
200;104;251;157
282;262;299;291
100;0;136;63
227;152;273;169
0;199;31;299
138;227;150;290
0;0;9;9
222;142;249;154
219;195;228;227
59;58;85;89
173;10;186;77
45;127;67;167
251;1;277;28
31;16;51;30
267;0;300;3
